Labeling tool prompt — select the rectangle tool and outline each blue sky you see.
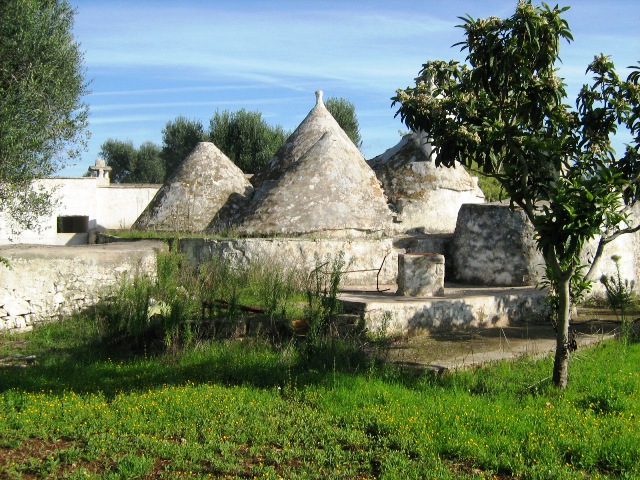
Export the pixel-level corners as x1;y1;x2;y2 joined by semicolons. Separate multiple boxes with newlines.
63;0;640;177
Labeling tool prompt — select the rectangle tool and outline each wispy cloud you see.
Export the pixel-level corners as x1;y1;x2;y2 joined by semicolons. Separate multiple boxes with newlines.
89;84;275;97
74;1;459;93
90;95;309;113
89;114;170;125
67;0;640;173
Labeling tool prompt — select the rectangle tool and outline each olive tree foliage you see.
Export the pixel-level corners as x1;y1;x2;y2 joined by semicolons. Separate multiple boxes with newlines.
136;142;165;184
325;97;362;149
208;109;290;174
100;139;164;184
161;116;206;181
393;1;639;388
0;0;89;233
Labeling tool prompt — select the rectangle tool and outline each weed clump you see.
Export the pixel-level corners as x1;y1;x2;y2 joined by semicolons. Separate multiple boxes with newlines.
95;247;357;357
601;255;638;344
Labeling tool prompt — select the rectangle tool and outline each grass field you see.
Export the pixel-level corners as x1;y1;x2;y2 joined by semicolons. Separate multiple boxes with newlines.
1;312;639;479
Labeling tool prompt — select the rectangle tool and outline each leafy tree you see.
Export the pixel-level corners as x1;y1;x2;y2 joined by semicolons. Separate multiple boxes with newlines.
100;139;164;184
393;1;639;388
325;97;362;149
0;0;89;233
99;139;137;183
208;109;289;174
135;142;165;184
161;116;206;181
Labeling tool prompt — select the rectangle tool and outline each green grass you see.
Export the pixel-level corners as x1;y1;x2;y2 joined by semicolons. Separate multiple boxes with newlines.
1;315;639;479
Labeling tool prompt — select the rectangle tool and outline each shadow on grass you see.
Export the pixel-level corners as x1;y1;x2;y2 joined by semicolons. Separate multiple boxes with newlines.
0;315;374;398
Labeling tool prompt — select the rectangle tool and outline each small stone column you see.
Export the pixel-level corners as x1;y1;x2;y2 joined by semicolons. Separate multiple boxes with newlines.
397;253;445;297
88;158;112;186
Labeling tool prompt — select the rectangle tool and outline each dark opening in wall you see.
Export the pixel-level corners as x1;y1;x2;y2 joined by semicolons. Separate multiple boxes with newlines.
57;215;89;234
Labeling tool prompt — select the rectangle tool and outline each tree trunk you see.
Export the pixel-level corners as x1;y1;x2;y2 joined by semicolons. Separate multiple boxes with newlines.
552;275;572;389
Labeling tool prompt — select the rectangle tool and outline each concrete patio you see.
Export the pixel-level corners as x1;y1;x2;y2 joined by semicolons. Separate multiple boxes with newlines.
338;284;621;371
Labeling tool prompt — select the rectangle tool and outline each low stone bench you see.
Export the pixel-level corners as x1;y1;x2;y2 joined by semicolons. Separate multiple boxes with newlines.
397;252;445;297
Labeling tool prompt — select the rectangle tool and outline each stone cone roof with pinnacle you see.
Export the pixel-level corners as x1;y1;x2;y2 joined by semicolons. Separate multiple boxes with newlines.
236;91;392;237
133;142;253;233
368;131;485;234
251;90;357;189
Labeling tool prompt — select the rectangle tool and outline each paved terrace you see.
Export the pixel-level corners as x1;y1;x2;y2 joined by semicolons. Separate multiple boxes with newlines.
338;283;620;371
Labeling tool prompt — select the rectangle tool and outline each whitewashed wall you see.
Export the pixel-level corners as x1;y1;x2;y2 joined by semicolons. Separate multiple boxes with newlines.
0;178;159;246
96;184;160;230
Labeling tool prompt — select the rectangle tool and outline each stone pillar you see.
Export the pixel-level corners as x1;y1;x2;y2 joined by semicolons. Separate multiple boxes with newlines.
397;252;445;297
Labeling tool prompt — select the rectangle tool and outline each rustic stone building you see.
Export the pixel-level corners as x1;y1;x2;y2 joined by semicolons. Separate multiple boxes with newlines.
235;91;393;237
368;131;484;234
133;142;253;233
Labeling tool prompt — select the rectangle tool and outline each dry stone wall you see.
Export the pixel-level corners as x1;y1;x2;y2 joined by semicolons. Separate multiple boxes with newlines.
178;237;398;286
451;203;640;291
0;241;164;332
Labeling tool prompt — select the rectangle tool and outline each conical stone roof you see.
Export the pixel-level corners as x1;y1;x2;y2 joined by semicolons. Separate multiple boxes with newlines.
251;90;356;189
133;142;253;233
368;131;484;234
236;92;392;237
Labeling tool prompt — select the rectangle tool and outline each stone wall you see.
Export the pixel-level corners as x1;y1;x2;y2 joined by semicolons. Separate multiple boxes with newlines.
177;237;398;286
451;204;544;286
0;241;164;332
451;203;640;292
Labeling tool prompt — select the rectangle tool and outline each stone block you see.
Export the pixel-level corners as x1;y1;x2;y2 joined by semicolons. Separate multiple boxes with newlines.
2;297;31;317
13;315;27;330
52;292;65;304
451;203;544;286
397;253;445;297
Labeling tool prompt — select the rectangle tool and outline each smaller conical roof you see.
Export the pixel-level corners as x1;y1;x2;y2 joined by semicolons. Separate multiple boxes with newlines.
369;131;482;191
368;131;484;234
133;142;253;232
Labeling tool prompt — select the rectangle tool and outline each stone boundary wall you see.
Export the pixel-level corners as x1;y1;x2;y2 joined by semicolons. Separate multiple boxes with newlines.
452;203;640;292
177;237;398;286
0;241;164;332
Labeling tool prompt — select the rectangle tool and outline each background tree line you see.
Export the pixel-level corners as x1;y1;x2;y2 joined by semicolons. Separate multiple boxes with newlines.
100;97;361;184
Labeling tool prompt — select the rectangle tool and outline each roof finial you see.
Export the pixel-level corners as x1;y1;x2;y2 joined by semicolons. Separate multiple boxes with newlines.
315;90;323;105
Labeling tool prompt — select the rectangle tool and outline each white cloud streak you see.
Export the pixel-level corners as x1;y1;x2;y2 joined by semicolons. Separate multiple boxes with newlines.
64;0;639;175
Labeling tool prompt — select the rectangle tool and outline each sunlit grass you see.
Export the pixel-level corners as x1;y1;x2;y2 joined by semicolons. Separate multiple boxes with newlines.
1;315;639;479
